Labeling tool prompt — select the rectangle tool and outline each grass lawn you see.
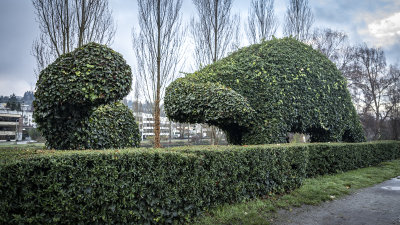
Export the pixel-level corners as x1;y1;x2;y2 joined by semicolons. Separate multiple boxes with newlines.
194;159;400;225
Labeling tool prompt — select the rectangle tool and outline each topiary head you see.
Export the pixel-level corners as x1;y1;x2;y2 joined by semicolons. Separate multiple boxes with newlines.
35;42;132;109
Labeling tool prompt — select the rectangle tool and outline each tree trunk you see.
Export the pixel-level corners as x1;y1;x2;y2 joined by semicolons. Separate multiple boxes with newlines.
187;124;190;143
78;0;85;47
211;126;217;145
200;124;203;142
210;0;219;146
169;121;172;145
375;114;381;140
154;0;161;148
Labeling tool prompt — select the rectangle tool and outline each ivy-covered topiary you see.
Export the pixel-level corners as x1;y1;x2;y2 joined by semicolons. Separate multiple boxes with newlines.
82;102;141;149
34;43;140;149
165;37;365;145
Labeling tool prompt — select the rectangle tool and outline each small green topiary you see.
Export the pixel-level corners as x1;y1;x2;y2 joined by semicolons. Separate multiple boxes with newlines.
165;37;365;145
34;43;140;149
82;102;141;149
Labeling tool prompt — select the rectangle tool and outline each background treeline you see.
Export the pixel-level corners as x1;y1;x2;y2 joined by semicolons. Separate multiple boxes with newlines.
0;91;35;111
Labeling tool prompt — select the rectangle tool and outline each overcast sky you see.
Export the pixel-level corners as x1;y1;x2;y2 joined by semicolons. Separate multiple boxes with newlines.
0;0;399;97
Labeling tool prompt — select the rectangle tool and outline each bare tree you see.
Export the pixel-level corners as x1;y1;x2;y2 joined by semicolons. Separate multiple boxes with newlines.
31;0;116;77
132;0;184;148
133;79;141;115
336;46;367;113
191;0;241;68
309;28;360;95
348;44;396;139
190;0;240;145
310;28;348;62
246;0;278;44
74;0;115;47
309;28;374;113
387;65;400;140
32;36;52;78
283;0;314;42
336;46;357;77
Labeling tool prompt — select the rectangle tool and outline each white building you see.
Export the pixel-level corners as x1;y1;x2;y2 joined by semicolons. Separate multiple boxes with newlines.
133;112;171;140
0;112;22;141
132;112;210;140
0;105;36;128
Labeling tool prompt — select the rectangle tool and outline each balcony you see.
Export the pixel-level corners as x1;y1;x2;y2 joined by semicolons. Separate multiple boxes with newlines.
0;121;19;126
0;131;16;136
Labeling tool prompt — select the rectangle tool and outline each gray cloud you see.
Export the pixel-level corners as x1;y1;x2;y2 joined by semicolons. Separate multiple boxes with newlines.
384;42;400;65
0;0;39;96
311;0;400;66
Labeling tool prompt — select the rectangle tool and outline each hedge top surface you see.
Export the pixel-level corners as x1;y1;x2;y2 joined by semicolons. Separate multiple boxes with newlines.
2;141;396;165
165;37;365;144
35;42;132;109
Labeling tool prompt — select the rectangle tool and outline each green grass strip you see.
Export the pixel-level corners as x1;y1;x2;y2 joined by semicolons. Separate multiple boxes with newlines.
194;159;400;225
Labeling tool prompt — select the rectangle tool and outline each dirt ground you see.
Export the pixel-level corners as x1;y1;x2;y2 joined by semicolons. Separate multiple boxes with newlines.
272;176;400;225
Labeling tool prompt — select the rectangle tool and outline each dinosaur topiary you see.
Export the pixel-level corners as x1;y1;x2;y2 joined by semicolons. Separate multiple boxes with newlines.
34;42;140;149
165;37;365;145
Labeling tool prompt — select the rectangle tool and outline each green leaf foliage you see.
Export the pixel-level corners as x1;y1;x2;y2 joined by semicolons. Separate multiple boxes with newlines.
82;102;141;149
165;37;365;145
0;141;399;224
33;42;139;149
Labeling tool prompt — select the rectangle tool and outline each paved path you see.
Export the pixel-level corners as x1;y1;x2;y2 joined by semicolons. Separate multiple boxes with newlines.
272;176;400;225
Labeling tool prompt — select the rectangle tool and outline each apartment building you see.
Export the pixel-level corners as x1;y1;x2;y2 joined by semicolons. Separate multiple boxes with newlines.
132;111;211;140
0;112;22;141
133;112;172;140
0;104;36;141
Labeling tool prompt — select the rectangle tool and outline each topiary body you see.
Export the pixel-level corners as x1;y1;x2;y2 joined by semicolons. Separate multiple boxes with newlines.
165;37;365;145
34;43;140;149
79;102;141;149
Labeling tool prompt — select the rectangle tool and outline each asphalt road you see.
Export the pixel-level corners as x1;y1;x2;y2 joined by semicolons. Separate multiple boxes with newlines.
272;176;400;225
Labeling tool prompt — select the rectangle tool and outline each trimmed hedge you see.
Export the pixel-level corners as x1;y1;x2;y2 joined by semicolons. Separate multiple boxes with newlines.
165;37;365;145
306;142;400;176
0;141;399;224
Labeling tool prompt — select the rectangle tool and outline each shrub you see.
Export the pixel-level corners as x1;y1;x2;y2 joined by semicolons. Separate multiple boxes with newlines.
27;128;45;142
33;43;139;149
165;37;365;145
1;141;399;224
78;102;141;149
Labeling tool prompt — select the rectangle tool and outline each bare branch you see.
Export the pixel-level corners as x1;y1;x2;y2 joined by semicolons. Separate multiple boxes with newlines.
31;0;116;76
246;0;278;44
283;0;314;42
190;0;241;68
310;28;348;61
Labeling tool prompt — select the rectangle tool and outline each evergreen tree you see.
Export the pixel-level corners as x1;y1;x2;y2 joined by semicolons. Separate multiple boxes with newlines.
6;94;21;111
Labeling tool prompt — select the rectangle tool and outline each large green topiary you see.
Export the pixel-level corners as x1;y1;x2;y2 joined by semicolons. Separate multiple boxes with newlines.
34;43;140;149
165;37;365;145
